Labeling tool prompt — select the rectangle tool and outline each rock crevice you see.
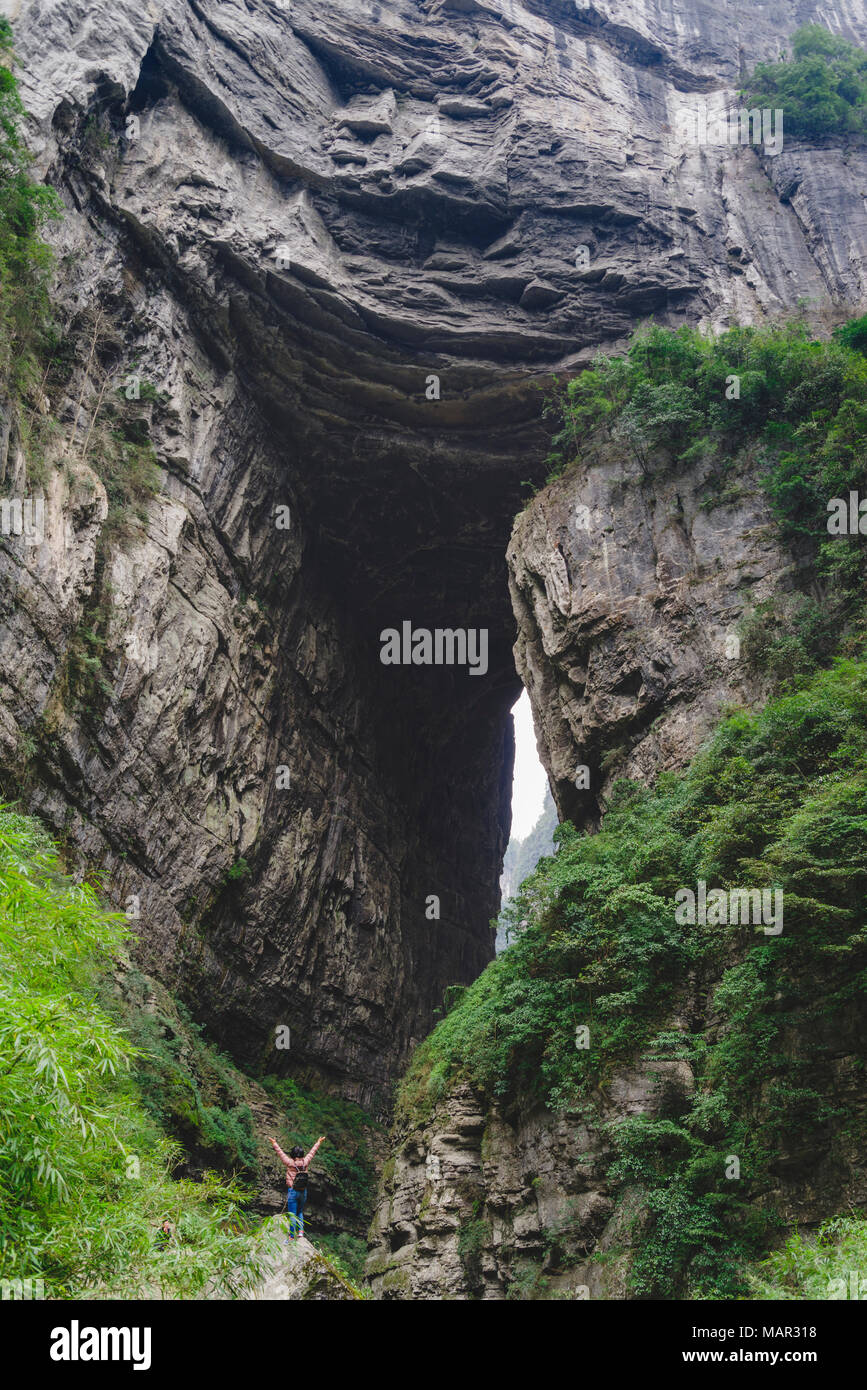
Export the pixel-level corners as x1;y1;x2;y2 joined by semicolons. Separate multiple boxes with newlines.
2;0;866;1112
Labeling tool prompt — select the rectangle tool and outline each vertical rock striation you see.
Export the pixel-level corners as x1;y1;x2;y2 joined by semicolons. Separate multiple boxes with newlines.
2;0;866;1116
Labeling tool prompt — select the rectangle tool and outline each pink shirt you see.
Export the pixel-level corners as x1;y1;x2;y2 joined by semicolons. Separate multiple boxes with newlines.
272;1137;322;1186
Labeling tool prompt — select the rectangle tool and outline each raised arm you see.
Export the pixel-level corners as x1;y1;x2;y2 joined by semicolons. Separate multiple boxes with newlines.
303;1135;325;1167
269;1136;291;1166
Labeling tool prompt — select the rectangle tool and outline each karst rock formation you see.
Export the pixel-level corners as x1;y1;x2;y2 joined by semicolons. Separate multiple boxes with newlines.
2;0;866;1297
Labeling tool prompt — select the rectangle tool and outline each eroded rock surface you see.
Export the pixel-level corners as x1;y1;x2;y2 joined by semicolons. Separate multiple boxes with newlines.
367;998;867;1299
508;438;789;826
222;1222;362;1300
2;0;866;1113
367;1069;690;1300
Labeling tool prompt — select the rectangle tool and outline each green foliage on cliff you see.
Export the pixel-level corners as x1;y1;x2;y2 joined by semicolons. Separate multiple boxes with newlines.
458;1214;493;1290
0;17;61;392
106;971;260;1173
741;26;867;141
261;1075;380;1226
0;806;268;1298
399;659;867;1295
745;1213;867;1299
545;317;867;668
0;21;160;535
314;1231;370;1285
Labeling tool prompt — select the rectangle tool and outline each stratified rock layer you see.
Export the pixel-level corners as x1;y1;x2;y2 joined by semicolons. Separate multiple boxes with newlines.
367;980;867;1300
2;0;867;1111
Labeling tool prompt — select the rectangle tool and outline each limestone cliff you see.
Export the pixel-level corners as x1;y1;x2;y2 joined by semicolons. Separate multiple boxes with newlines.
508;424;789;828
368;984;866;1299
2;0;866;1144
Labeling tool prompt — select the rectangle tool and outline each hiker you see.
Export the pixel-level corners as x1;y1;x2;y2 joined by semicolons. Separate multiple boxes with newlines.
269;1134;325;1239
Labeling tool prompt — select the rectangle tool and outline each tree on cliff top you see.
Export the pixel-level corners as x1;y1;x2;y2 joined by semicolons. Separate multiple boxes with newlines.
742;24;867;140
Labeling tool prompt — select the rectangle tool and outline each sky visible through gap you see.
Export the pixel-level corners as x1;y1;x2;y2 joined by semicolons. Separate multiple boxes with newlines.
509;689;548;842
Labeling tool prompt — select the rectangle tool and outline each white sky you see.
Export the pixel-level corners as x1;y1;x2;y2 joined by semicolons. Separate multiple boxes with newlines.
510;689;549;840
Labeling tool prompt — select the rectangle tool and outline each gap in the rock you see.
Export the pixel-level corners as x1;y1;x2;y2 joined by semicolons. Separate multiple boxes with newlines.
510;689;548;840
496;691;555;951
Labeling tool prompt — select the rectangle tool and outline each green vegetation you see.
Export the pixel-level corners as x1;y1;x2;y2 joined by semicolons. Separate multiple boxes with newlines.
505;1264;551;1300
0;17;61;396
399;659;867;1295
297;1239;371;1299
458;1213;493;1290
742;26;867;141
81;403;162;538
105;971;260;1173
498;789;557;946
543;318;867;673
314;1231;370;1286
261;1074;380;1226
834;311;867;356
745;1212;867;1299
223;856;252;884
0;805;270;1298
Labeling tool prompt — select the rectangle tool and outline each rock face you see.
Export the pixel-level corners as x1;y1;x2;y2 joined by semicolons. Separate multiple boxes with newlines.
367;976;867;1301
367;1073;689;1300
3;0;867;1117
508;436;790;827
222;1223;363;1300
